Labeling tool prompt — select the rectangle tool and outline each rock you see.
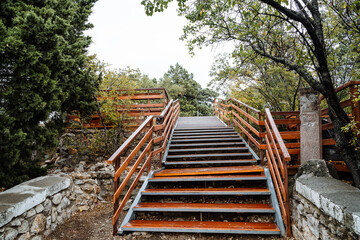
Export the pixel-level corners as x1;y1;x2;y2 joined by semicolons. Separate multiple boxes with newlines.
10;218;21;227
52;193;62;205
30;235;42;240
17;233;30;240
97;171;113;179
26;209;36;219
46;216;51;230
51;208;57;223
81;183;95;193
4;228;17;240
43;199;51;215
59;197;70;209
78;206;89;212
74;179;84;185
35;204;44;214
30;214;45;233
18;220;29;234
294;159;331;180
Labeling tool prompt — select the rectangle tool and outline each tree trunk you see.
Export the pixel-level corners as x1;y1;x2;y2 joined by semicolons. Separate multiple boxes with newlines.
325;87;360;187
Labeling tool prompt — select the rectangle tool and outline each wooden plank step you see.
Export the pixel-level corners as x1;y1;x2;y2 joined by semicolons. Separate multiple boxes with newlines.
169;142;245;148
164;159;257;165
172;134;239;139
155;165;264;177
174;127;233;132
141;187;270;196
166;153;253;159
149;174;267;182
168;147;249;153
133;202;275;213
122;220;280;234
173;131;236;136
171;138;242;143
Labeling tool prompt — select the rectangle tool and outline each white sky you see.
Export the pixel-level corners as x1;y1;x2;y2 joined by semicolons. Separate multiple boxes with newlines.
86;0;232;88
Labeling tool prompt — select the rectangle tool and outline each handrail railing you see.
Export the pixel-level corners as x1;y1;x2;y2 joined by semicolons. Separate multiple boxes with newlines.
107;99;180;235
264;108;291;237
213;97;265;163
67;88;170;129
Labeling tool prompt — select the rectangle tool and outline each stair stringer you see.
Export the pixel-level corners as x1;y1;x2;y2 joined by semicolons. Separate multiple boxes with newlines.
264;168;286;236
118;170;155;235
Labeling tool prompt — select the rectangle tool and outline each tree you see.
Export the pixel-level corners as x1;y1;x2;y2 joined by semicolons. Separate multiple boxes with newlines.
0;0;98;188
210;53;304;111
141;0;360;187
159;63;218;116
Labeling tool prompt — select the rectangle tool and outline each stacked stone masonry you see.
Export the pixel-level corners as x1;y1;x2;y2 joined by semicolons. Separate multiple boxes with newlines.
0;162;114;240
292;176;360;240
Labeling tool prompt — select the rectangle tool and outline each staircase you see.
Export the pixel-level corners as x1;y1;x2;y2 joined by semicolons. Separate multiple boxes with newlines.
119;116;285;236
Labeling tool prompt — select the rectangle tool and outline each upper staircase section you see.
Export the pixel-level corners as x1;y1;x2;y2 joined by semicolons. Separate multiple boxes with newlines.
119;116;285;236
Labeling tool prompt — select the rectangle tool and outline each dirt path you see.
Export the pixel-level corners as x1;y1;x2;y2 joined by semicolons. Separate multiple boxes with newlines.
46;201;286;240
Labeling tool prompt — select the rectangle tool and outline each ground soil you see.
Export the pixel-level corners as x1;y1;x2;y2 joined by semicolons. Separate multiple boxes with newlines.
46;200;286;240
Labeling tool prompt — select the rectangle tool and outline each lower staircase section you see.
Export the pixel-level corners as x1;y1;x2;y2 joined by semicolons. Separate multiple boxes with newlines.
119;117;285;236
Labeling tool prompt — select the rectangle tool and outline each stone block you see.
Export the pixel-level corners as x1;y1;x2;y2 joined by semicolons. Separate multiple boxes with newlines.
17;232;30;240
0;175;70;227
4;228;17;240
18;220;29;234
30;214;45;234
51;193;62;205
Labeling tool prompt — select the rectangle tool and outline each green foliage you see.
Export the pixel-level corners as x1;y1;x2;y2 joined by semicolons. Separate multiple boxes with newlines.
210;53;305;111
159;63;218;116
0;0;98;189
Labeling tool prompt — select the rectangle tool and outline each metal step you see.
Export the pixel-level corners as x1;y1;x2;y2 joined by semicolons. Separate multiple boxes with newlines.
121;220;281;235
171;137;242;143
166;153;253;159
141;187;271;196
168;147;249;153
169;142;245;148
133;202;275;213
155;165;264;177
173;131;236;136
149;174;267;182
172;134;240;140
164;159;257;166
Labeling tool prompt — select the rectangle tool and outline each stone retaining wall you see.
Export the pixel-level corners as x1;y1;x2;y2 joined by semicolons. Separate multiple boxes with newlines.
0;162;114;240
291;176;360;240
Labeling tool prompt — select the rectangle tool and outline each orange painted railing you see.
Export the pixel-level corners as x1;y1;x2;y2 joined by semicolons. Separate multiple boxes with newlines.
213;98;291;235
67;88;170;129
107;99;180;235
264;108;291;237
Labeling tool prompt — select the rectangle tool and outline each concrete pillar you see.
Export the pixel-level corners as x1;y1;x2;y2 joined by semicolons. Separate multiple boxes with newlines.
300;88;322;164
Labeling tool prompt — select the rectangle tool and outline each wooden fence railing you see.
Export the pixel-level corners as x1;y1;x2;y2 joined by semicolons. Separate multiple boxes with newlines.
213;98;291;235
213;81;360;236
107;99;180;235
264;108;291;237
67;88;170;129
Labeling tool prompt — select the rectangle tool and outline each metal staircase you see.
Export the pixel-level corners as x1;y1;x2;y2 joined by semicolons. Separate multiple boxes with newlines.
118;116;285;236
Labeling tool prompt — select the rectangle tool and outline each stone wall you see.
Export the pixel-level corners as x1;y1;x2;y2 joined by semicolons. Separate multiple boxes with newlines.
0;162;114;240
291;176;360;240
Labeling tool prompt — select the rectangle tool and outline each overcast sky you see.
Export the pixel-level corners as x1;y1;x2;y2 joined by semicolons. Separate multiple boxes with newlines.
86;0;232;88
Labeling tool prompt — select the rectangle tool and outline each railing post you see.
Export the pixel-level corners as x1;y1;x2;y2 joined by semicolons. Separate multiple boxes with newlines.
113;157;120;235
300;88;322;164
259;112;264;165
148;119;153;174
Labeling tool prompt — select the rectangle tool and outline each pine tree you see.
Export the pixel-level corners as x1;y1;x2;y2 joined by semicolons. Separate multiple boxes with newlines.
0;0;98;188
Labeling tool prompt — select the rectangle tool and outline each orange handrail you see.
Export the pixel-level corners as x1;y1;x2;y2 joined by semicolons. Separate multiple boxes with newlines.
264;108;291;236
108;99;180;235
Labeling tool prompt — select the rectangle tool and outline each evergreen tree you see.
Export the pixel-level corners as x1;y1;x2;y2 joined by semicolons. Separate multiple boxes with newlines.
0;0;98;188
